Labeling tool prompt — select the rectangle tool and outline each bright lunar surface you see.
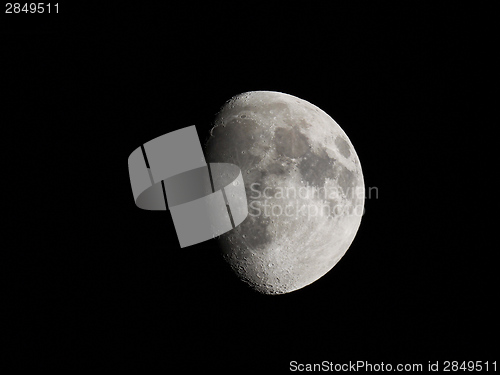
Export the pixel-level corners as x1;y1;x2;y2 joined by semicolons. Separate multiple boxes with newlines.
205;91;364;294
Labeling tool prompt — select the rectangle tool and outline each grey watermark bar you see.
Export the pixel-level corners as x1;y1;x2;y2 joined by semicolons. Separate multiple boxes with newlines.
128;126;248;248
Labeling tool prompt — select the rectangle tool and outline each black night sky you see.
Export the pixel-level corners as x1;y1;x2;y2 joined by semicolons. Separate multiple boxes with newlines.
3;4;495;371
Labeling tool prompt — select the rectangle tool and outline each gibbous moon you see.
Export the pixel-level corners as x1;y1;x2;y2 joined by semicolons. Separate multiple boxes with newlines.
205;91;364;294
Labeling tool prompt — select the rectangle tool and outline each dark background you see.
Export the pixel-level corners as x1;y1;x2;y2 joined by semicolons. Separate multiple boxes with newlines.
3;3;496;371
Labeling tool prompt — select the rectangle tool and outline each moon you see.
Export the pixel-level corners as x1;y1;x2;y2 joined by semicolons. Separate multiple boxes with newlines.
205;91;364;294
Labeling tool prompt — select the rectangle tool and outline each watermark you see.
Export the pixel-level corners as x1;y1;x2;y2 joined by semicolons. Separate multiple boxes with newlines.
249;183;378;201
289;360;497;372
248;182;378;219
290;360;423;372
